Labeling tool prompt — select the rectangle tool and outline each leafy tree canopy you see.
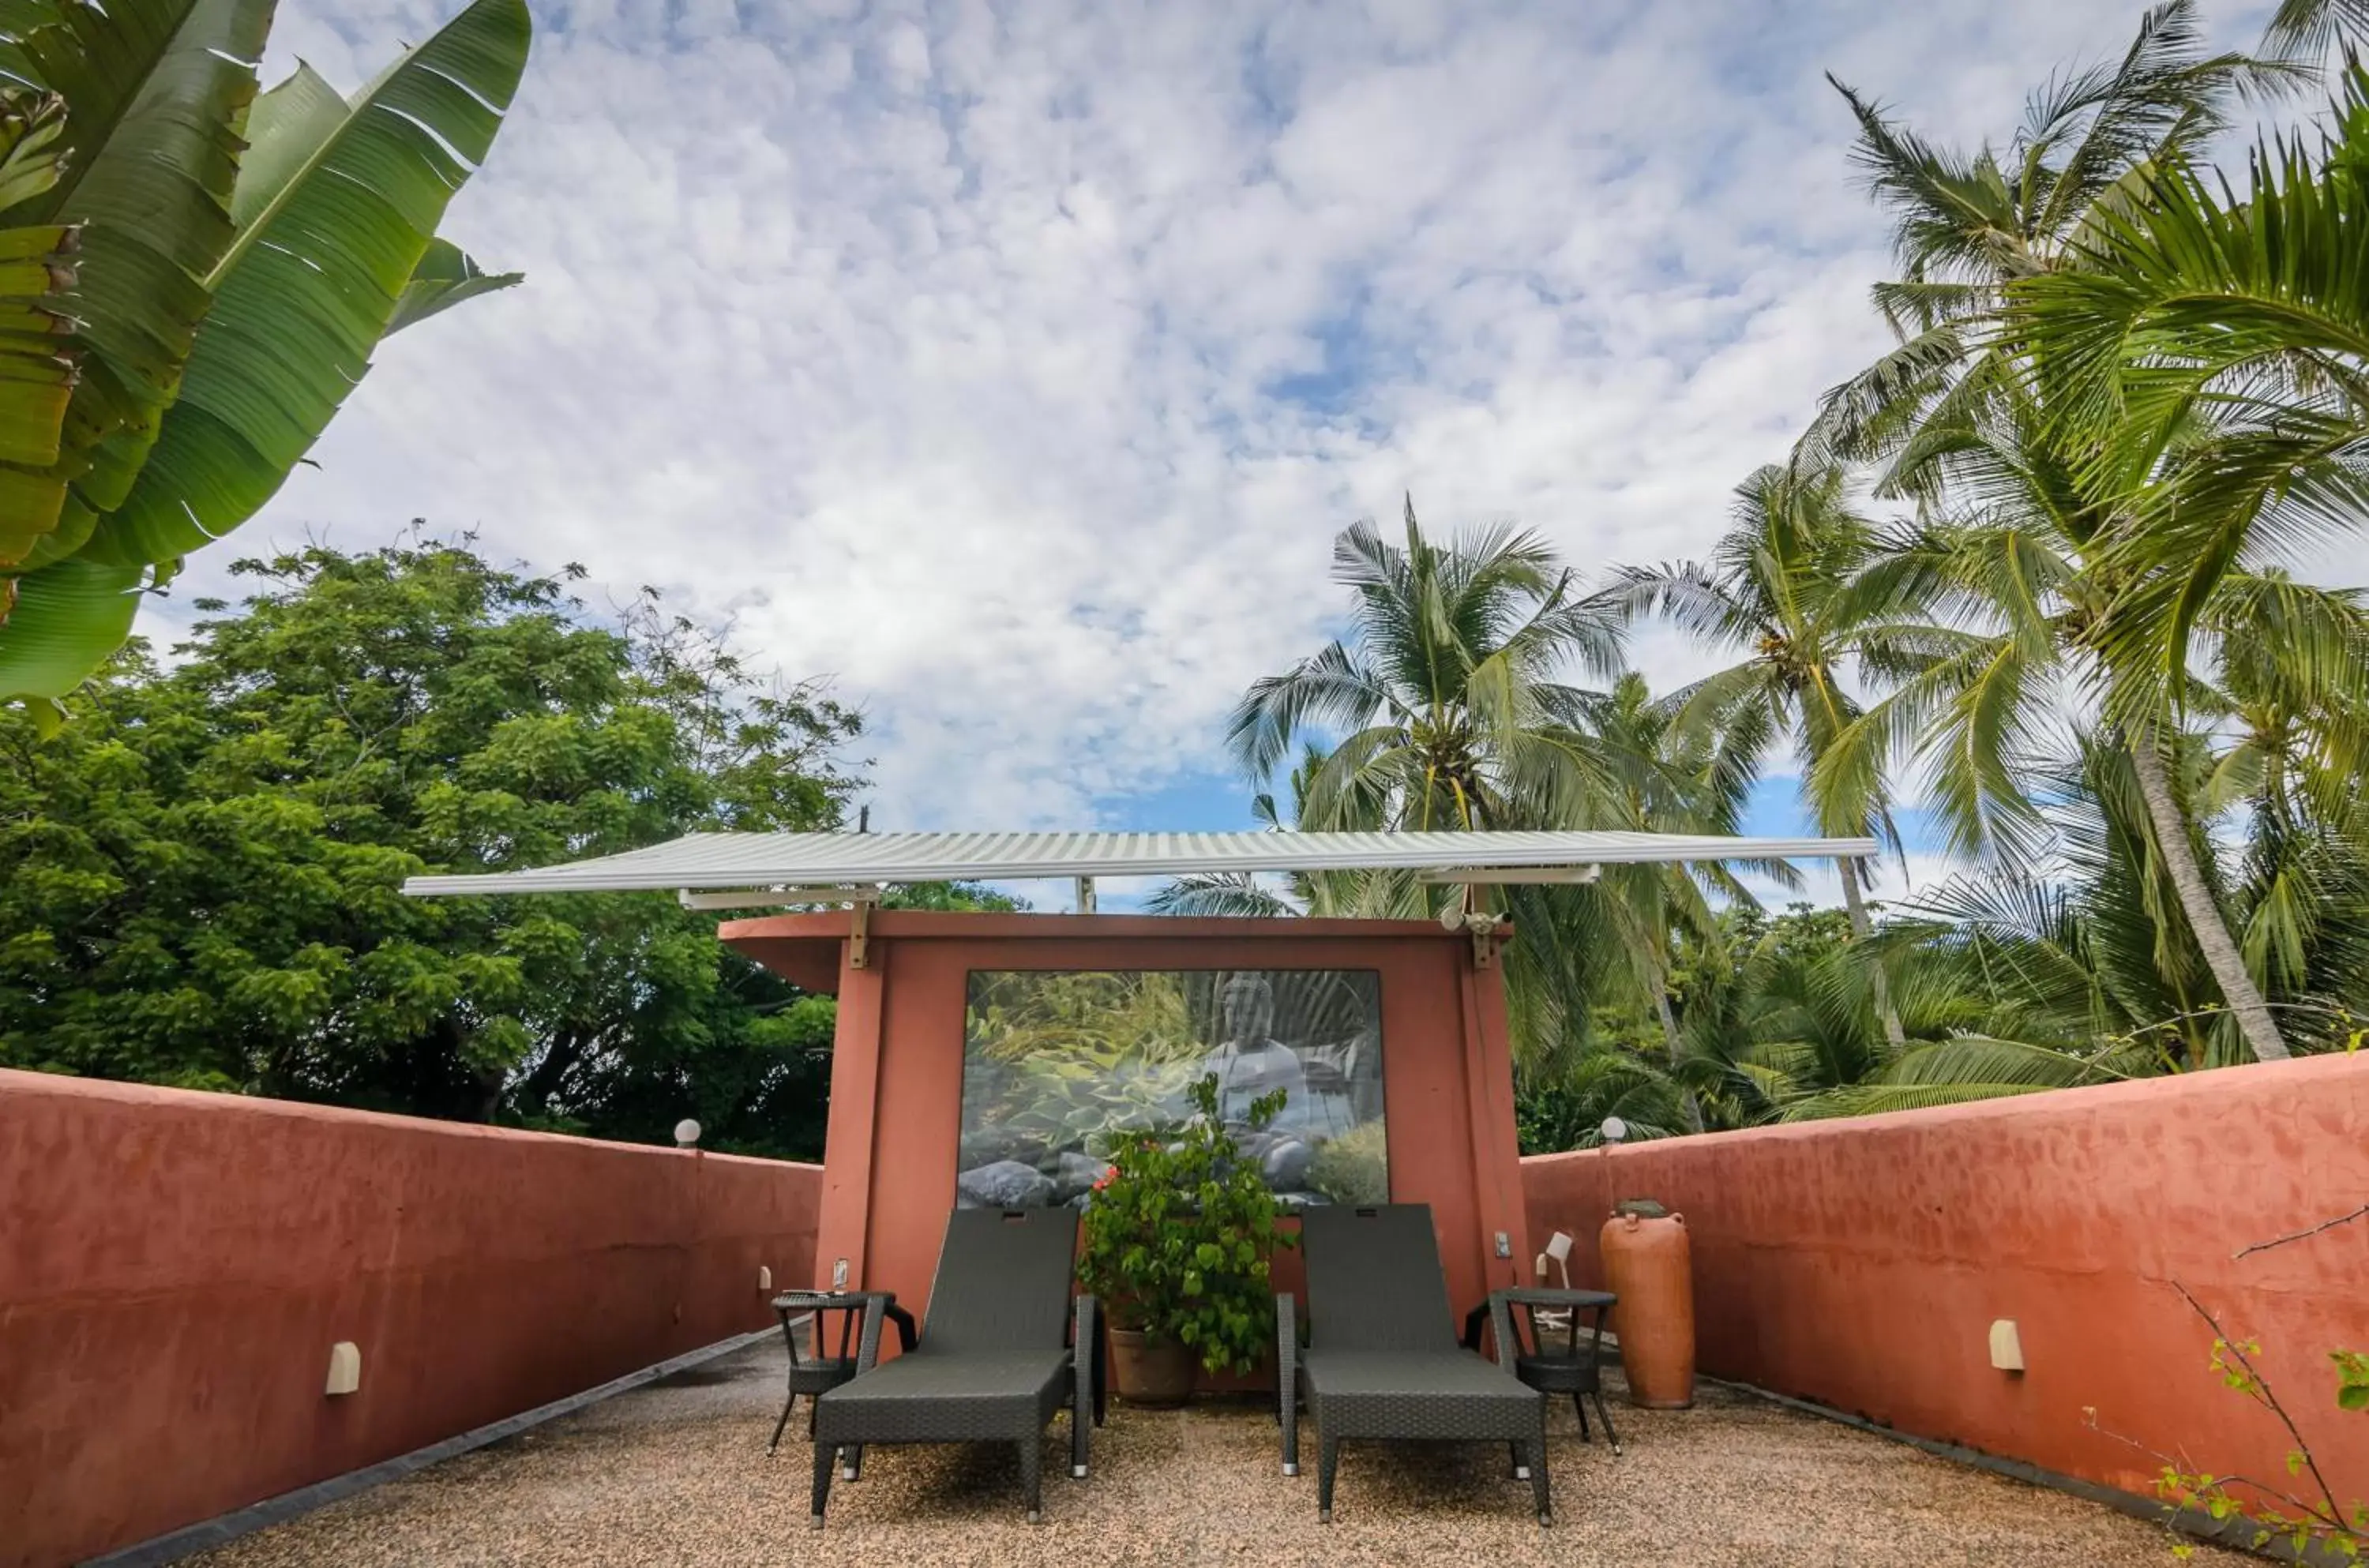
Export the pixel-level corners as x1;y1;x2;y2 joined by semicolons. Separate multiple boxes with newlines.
0;535;898;1156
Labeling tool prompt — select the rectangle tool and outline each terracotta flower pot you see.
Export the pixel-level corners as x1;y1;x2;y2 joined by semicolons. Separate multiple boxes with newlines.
1107;1326;1196;1407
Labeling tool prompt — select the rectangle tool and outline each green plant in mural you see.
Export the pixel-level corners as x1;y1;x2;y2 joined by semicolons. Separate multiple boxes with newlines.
967;971;1203;1065
963;971;1213;1165
990;1051;1196;1158
1076;1073;1296;1376
1308;1119;1388;1206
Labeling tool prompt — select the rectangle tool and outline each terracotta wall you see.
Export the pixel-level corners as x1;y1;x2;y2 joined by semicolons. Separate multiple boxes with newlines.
1521;1052;2369;1505
0;1070;822;1568
723;913;1531;1340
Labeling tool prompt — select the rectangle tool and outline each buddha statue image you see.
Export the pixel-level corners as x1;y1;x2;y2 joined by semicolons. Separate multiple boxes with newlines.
1203;973;1310;1127
1198;973;1366;1196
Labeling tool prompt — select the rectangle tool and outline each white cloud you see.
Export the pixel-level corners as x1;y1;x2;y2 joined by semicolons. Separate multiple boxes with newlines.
166;0;2298;846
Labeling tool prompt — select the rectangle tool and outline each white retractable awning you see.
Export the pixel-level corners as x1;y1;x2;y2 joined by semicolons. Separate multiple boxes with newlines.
400;828;1879;898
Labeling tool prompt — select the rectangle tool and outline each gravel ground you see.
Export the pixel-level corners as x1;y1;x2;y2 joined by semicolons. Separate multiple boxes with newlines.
193;1338;2236;1568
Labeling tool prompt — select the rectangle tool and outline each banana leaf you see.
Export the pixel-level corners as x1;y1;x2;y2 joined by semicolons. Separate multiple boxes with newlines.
389;236;522;335
0;87;74;566
0;552;139;697
4;0;273;560
84;0;531;568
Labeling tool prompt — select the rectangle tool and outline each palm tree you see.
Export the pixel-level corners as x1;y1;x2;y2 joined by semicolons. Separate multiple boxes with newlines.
1609;461;1914;1042
2262;0;2369;58
1227;497;1654;1069
1800;10;2316;1062
1800;0;2294;473
1147;745;1323;918
1579;672;1783;1127
1228;496;1628;849
2003;62;2369;688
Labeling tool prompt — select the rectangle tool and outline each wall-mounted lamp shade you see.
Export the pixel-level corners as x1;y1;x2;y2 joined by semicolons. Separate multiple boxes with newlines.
1988;1319;2025;1372
325;1341;361;1397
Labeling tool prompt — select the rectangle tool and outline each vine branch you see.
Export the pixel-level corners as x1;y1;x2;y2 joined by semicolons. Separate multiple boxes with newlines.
2172;1281;2349;1534
2232;1201;2369;1260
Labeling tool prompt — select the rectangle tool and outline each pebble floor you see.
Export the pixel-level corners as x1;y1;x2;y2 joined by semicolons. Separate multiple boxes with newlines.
193;1338;2239;1567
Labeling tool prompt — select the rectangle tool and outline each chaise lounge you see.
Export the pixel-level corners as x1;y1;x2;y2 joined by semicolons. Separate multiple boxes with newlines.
1278;1203;1552;1525
809;1206;1102;1527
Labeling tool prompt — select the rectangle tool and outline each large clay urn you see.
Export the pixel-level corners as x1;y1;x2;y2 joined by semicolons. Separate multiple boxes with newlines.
1599;1203;1695;1409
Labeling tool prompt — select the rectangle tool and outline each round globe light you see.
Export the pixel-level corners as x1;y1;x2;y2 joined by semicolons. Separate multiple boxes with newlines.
1599;1116;1628;1146
674;1119;702;1148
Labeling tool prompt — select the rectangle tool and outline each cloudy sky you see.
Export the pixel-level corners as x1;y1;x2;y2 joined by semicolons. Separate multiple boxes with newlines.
209;0;2289;902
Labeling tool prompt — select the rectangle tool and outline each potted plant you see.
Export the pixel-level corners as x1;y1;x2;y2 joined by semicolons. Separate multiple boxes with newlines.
1077;1073;1297;1406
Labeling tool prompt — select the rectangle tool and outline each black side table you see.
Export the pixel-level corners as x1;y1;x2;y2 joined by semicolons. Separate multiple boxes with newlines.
768;1289;917;1457
1464;1287;1622;1455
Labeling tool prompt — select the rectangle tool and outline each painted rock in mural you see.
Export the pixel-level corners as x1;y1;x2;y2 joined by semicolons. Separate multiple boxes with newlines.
1261;1138;1314;1190
958;1159;1056;1208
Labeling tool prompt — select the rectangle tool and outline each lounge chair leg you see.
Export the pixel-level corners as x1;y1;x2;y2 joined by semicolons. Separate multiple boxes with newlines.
809;1442;835;1528
1281;1388;1300;1476
769;1393;796;1456
843;1443;863;1482
1018;1438;1043;1523
1591;1390;1622;1456
1317;1436;1340;1522
1528;1437;1552;1525
1070;1409;1088;1479
1573;1390;1590;1440
1508;1440;1528;1480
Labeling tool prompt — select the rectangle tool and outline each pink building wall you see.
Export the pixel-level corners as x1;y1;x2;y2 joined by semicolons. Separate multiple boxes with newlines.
1521;1052;2369;1510
0;1070;822;1568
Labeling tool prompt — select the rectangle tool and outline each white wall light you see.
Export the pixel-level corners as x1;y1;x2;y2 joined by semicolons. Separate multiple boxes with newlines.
1988;1319;2025;1373
325;1341;362;1397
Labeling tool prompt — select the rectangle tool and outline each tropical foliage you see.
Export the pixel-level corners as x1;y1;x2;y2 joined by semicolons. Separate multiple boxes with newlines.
0;540;872;1154
1075;1073;1295;1375
0;0;533;727
11;0;2369;1165
1213;0;2369;1150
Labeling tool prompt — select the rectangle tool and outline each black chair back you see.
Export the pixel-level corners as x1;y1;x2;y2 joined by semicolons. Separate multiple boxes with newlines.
1299;1203;1457;1352
916;1206;1078;1356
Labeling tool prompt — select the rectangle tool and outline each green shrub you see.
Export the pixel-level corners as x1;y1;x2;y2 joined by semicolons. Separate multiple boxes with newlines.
1308;1120;1389;1206
1075;1073;1296;1375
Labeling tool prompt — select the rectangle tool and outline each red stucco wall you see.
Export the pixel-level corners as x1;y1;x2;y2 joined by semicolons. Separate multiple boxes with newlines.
0;1070;822;1568
723;913;1531;1346
1520;1052;2369;1507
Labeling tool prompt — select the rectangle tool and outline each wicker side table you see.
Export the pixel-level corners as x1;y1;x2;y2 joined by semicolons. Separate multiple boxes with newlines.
1464;1286;1622;1455
767;1290;916;1456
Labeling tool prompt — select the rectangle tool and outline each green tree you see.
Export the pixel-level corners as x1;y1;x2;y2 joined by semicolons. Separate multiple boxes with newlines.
1225;498;1660;1068
1227;496;1628;852
1800;11;2321;1062
0;537;863;1156
0;0;533;722
1609;462;1912;1043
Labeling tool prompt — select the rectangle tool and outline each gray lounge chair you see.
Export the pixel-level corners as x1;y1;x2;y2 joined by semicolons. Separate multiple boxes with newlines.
1278;1203;1551;1525
809;1206;1102;1528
